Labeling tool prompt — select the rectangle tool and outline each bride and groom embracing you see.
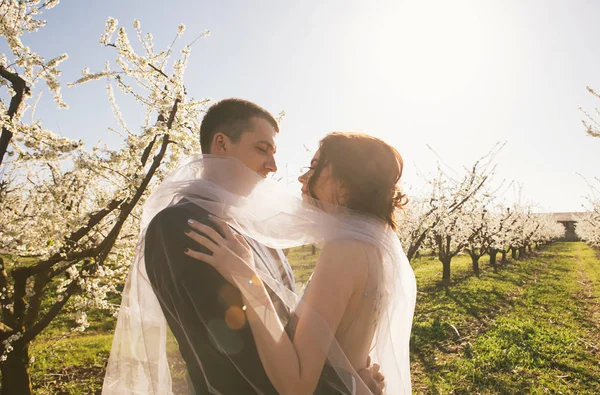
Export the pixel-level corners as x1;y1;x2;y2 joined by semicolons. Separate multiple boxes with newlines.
102;99;416;394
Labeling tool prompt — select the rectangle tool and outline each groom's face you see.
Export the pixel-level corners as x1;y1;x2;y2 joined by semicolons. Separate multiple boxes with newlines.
213;116;278;177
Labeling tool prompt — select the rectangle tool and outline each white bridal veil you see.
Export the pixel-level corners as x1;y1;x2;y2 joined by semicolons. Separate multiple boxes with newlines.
102;155;416;394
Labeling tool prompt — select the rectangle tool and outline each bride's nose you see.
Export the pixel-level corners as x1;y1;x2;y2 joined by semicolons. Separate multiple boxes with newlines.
298;172;307;184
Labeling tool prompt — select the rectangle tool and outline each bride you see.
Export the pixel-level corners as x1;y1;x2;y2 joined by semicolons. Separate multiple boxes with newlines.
183;132;417;394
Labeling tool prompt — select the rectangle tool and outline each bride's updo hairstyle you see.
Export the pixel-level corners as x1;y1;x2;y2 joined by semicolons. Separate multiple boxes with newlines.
308;132;408;230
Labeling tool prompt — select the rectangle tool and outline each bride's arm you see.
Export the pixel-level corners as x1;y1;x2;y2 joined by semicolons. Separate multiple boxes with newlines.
184;218;367;395
241;241;366;395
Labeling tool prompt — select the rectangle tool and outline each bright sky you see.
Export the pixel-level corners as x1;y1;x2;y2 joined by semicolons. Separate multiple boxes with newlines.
8;0;600;212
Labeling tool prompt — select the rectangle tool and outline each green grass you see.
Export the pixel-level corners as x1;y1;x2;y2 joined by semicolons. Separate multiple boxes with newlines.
7;243;600;393
410;243;600;394
286;245;320;288
0;254;118;394
27;304;116;394
30;331;112;394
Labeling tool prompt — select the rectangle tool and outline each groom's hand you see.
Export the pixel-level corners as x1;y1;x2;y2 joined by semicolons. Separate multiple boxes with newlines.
358;356;385;394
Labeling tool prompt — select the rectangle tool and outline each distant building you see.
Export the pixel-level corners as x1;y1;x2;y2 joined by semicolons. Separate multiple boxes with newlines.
550;212;581;241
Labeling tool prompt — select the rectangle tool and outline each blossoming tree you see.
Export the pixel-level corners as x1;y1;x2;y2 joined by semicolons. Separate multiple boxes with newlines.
398;148;498;280
578;85;600;247
577;194;600;247
0;5;208;392
397;156;494;264
398;149;566;281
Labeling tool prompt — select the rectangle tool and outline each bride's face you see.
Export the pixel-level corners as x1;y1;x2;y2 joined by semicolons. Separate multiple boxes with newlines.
298;150;344;205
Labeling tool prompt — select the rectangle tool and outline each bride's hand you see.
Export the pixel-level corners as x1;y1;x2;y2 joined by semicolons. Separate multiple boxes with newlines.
184;215;255;284
358;356;385;395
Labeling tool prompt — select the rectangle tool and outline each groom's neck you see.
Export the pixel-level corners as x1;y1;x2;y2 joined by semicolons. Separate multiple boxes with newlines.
201;158;260;197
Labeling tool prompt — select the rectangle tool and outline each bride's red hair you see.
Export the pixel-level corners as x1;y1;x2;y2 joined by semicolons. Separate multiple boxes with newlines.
308;132;408;230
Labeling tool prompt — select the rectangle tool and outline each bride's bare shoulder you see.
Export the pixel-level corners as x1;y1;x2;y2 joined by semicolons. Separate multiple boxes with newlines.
318;239;377;276
321;239;378;254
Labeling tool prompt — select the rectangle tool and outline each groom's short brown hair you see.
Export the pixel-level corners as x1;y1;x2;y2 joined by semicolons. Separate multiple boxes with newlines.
200;98;279;154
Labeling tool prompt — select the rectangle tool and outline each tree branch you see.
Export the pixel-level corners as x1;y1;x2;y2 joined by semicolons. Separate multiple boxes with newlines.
407;230;429;261
95;98;179;265
64;198;126;248
0;65;30;166
0;257;14;327
24;271;50;330
448;175;488;214
15;197;126;279
22;280;79;343
10;268;28;332
0;321;13;334
148;63;169;80
140;134;157;167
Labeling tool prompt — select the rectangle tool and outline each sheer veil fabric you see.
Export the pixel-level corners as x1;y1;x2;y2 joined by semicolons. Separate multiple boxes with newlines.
102;155;416;394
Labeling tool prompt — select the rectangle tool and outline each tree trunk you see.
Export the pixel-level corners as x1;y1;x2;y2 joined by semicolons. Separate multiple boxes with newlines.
501;250;508;264
407;231;429;262
511;247;517;260
1;341;32;395
527;244;532;254
442;257;451;281
489;248;497;271
519;246;526;258
311;245;316;255
468;251;480;276
472;255;480;276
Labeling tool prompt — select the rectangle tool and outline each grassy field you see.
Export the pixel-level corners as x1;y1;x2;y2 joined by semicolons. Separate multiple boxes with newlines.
9;242;600;393
410;243;600;393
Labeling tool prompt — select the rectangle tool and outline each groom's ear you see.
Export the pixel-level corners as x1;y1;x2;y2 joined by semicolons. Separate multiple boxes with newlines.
212;132;229;155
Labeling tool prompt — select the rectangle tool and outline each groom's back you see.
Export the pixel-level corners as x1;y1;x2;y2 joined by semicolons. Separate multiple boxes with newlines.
144;200;280;394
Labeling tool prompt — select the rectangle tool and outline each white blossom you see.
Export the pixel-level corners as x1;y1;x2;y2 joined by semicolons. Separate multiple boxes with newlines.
576;192;600;247
0;10;207;358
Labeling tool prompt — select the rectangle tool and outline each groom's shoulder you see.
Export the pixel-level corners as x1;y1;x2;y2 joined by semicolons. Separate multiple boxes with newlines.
148;200;212;232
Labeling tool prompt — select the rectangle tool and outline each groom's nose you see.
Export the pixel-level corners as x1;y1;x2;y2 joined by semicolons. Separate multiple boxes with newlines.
264;154;277;173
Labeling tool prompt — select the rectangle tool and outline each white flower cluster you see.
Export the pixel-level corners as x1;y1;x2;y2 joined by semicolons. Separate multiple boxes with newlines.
576;195;600;247
580;86;600;138
0;0;67;107
0;332;22;362
578;86;600;247
100;17;119;46
72;311;89;332
0;11;209;353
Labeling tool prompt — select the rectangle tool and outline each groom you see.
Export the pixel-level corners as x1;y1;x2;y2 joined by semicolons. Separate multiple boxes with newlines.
144;98;384;394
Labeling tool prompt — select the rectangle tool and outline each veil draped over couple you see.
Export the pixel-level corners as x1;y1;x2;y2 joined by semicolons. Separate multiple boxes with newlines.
102;99;417;395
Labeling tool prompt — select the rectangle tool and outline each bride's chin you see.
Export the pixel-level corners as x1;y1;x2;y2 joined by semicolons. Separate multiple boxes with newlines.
301;194;334;213
301;193;322;208
301;193;314;204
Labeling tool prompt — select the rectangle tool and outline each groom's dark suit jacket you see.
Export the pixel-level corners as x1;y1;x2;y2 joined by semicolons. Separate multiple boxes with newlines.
145;200;351;394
